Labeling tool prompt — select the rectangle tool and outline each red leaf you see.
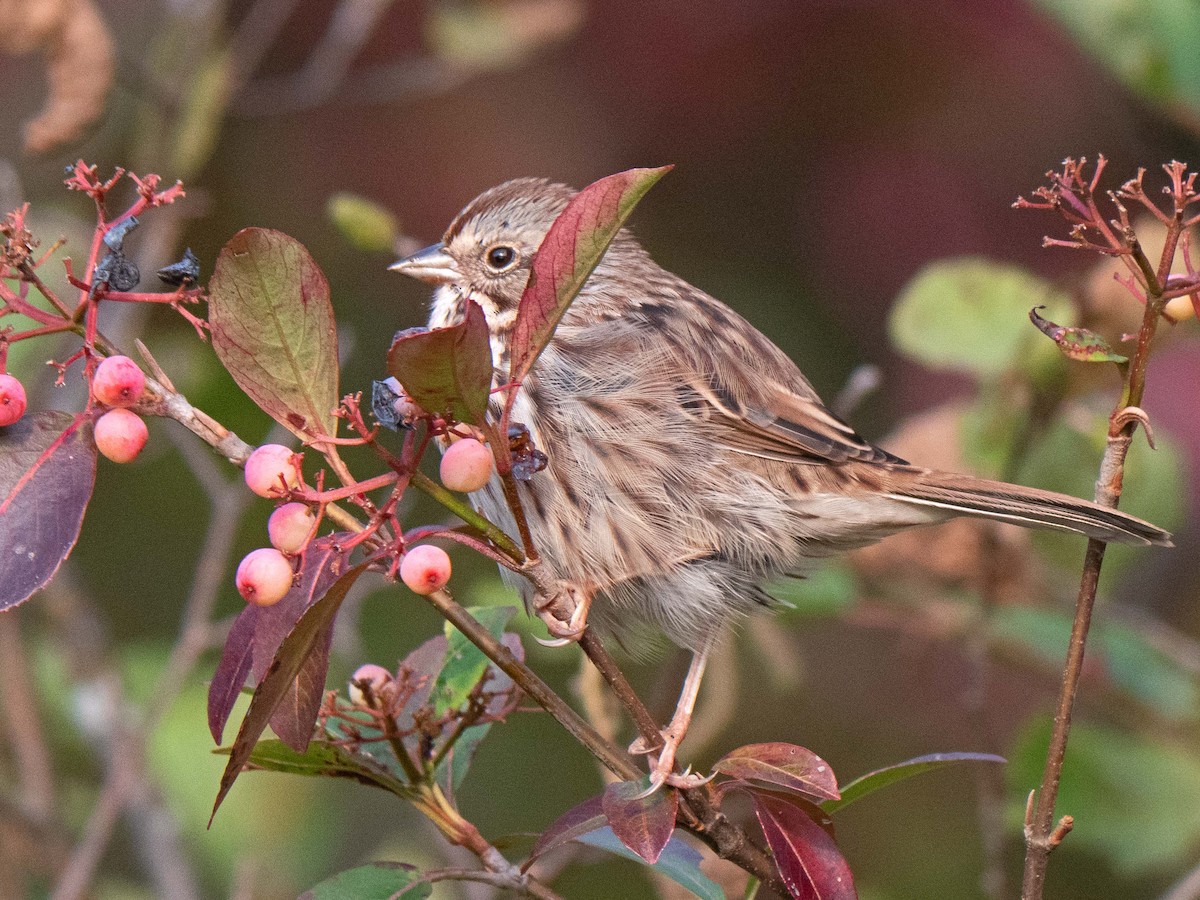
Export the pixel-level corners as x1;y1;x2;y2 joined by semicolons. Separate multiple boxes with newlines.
210;559;367;825
714;743;840;802
209;228;340;441
246;537;355;751
386;298;492;424
507;166;671;385
601;777;679;864
750;790;858;900
524;794;607;871
207;605;257;743
0;412;96;610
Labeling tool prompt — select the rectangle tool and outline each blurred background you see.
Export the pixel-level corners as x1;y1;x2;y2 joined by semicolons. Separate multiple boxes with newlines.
1;0;1199;897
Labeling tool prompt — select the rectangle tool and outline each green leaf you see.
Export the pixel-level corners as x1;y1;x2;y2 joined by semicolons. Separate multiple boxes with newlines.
1015;413;1185;576
1029;306;1129;363
327;193;399;253
435;722;492;795
576;829;723;900
889;258;1074;378
823;752;1005;815
221;738;411;797
209;228;340;441
300;862;430;900
1008;718;1200;874
1033;0;1200;115
508;166;672;385
430;605;516;715
990;606;1200;723
210;561;367;825
386;299;492;425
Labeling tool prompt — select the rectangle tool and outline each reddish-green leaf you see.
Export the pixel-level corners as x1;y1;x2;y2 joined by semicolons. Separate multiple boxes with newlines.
714;743;840;802
209;228;339;441
507;166;671;384
225;738;410;797
821;752;1006;815
602;777;678;864
524;794;607;870
0;412;96;610
210;559;367;825
1029;305;1128;364
750;790;858;900
386;298;491;424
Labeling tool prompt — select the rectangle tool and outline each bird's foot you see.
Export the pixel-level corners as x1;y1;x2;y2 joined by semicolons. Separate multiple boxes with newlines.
628;731;714;797
534;584;592;643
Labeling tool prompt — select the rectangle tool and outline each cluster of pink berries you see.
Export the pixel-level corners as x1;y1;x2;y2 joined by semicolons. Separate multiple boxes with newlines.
0;356;152;465
234;444;312;608
230;433;498;606
91;356;149;462
395;436;496;596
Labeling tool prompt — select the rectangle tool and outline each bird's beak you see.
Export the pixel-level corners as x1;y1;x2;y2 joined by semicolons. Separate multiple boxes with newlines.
389;242;460;284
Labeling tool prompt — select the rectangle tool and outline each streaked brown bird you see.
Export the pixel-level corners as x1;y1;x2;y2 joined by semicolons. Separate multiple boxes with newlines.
392;177;1171;789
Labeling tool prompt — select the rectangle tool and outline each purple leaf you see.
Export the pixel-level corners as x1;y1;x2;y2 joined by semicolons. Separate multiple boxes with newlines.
0;412;96;610
713;743;840;802
208;606;258;743
208;228;339;441
270;618;335;751
750;790;858;900
250;536;353;679
507;166;671;386
524;794;607;870
822;751;1006;815
1029;305;1128;364
602;777;678;864
386;298;491;424
248;537;355;751
210;559;367;826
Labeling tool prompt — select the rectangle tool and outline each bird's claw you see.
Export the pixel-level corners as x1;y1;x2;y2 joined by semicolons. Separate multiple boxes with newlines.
535;584;592;643
628;731;713;797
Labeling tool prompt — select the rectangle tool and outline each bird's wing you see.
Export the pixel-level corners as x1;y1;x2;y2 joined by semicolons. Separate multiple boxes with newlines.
689;371;906;465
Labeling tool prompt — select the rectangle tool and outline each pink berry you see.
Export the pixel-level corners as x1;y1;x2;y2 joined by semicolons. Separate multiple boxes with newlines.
235;547;294;607
268;502;316;553
348;663;392;705
92;355;146;408
94;408;148;463
439;438;494;493
400;544;452;595
244;444;301;497
0;373;27;426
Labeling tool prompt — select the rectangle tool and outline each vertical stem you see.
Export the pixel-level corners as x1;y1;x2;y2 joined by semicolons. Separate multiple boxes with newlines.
1021;236;1166;899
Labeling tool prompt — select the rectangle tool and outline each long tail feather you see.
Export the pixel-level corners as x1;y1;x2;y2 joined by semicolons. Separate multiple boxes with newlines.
887;472;1172;547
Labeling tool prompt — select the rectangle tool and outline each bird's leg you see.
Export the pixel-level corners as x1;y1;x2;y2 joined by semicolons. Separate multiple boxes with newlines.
534;583;593;642
629;631;717;794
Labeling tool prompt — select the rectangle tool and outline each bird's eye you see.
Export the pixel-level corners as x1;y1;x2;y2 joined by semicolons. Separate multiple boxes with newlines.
485;245;518;272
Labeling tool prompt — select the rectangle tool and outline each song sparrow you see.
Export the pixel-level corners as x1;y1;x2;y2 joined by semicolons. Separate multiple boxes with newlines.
392;177;1170;787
